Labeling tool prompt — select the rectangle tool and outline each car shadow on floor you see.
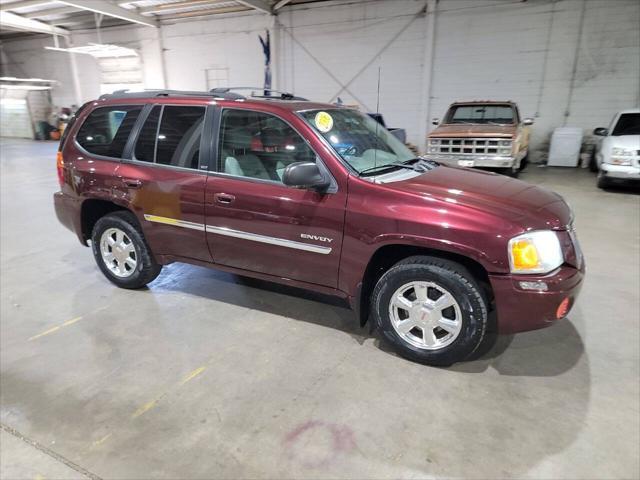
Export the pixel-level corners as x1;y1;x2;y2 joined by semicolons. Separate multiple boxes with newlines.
146;263;586;377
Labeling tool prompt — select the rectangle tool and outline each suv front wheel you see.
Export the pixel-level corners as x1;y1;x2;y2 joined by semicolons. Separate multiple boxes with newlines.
91;211;162;289
371;256;488;366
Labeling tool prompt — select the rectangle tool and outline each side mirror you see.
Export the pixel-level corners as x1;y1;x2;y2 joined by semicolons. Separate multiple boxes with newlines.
523;118;534;126
283;162;330;190
431;118;440;126
593;127;608;136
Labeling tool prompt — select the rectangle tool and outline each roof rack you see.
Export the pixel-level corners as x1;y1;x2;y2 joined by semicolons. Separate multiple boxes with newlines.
98;87;307;102
210;87;308;101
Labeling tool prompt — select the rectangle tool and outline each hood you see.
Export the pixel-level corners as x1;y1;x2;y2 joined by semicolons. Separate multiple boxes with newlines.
429;124;516;138
387;165;572;231
608;135;640;150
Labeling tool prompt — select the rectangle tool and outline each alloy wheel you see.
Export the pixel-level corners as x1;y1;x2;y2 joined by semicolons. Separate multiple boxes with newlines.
100;227;137;278
388;281;462;350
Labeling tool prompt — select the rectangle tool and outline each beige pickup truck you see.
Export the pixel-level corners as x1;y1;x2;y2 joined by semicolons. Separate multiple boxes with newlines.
425;101;533;177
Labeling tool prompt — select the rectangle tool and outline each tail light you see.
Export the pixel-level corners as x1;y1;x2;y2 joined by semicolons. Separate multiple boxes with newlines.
56;151;65;187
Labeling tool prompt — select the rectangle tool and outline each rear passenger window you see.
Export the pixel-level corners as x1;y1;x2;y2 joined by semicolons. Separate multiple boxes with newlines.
76;105;142;158
133;105;205;169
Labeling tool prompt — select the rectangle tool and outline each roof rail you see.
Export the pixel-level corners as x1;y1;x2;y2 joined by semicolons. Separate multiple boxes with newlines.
210;87;308;101
98;89;244;101
97;87;307;102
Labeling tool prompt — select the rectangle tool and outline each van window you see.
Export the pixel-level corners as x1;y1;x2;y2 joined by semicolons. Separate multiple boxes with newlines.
76;105;142;158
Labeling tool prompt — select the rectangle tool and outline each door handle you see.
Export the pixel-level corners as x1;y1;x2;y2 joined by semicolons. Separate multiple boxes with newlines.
214;193;235;205
122;178;142;189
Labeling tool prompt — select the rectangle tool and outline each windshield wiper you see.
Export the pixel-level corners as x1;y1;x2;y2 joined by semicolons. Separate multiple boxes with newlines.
487;121;510;126
358;163;417;175
359;158;437;176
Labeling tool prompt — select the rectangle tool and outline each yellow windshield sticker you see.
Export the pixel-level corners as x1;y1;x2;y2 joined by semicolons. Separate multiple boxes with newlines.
314;111;334;133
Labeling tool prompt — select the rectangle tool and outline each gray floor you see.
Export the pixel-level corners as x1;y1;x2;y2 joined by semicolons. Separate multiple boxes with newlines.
1;138;638;480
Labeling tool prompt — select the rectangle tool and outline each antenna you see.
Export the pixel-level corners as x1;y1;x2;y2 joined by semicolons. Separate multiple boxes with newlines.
373;65;381;173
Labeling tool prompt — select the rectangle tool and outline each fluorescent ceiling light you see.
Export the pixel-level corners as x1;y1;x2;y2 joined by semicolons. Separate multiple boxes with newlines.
44;43;138;58
0;77;57;84
0;85;53;90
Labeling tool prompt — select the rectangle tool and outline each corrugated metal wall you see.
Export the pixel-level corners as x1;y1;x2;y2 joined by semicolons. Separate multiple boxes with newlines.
1;0;638;156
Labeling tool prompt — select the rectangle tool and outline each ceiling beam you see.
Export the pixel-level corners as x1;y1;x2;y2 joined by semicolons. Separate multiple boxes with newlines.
0;10;68;35
273;0;291;10
0;0;54;11
161;5;251;19
138;0;229;15
24;6;78;18
235;0;271;14
57;0;157;27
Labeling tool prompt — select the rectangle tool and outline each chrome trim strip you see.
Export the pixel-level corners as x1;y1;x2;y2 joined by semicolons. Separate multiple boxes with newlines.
206;225;332;254
143;214;206;231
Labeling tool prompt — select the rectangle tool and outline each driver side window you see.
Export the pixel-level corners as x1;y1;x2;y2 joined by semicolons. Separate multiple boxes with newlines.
218;109;316;183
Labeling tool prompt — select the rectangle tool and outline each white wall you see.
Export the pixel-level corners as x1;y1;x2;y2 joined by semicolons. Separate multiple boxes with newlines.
1;0;638;157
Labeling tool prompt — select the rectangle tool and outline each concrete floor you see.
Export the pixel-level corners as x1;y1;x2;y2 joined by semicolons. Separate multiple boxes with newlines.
1;138;638;479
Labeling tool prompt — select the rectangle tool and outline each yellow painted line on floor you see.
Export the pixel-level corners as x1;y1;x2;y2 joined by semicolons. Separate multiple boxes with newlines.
92;433;112;447
180;366;206;385
132;399;158;419
28;316;82;341
34;474;45;480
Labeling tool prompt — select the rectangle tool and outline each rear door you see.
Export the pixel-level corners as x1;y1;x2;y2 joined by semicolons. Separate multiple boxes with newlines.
115;103;212;263
203;107;346;288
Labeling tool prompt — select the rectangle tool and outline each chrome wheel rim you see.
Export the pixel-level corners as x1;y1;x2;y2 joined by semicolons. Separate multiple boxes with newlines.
100;227;137;278
388;281;462;350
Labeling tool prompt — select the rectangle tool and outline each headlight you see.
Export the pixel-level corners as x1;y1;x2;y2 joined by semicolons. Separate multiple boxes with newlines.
508;230;563;274
499;140;512;147
429;139;441;145
611;148;634;156
499;148;512;155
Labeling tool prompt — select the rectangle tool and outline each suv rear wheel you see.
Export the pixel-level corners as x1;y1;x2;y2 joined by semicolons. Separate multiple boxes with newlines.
371;256;488;366
91;211;162;289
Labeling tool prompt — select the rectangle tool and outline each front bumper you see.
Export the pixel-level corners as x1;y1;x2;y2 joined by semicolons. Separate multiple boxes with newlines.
601;163;640;180
424;154;516;168
489;265;584;334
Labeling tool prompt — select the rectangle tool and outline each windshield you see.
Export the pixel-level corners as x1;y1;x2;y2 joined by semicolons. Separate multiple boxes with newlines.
300;108;416;176
612;113;640;136
446;105;515;125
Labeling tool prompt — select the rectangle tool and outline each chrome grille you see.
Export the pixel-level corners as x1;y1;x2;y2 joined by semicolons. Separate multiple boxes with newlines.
428;138;512;155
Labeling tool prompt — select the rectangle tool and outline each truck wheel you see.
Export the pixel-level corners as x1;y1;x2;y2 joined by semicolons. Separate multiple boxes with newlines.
91;211;162;289
501;166;519;178
519;153;529;171
597;172;610;189
371;256;488;366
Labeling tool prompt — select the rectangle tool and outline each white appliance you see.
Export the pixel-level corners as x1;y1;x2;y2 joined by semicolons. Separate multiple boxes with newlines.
547;127;583;167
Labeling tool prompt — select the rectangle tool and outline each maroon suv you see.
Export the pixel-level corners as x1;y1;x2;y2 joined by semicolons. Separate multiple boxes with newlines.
54;88;584;365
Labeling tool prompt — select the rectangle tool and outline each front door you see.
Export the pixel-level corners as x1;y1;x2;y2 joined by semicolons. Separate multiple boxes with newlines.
116;103;212;263
204;107;346;288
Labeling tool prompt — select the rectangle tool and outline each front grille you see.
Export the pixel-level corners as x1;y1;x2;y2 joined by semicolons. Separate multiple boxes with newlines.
428;138;512;155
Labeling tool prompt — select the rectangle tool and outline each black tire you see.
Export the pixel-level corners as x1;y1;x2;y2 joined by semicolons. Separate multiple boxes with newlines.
91;211;162;289
371;256;488;366
589;150;599;173
501;167;519;178
518;153;529;172
597;173;609;189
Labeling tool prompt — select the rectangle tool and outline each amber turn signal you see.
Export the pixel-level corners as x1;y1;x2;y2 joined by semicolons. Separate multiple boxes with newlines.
511;239;540;271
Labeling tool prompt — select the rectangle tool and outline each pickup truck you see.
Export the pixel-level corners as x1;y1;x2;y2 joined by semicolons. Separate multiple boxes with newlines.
425;101;533;177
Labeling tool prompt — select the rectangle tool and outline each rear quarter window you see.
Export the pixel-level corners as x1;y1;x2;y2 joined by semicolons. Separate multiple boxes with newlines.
76;105;143;158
